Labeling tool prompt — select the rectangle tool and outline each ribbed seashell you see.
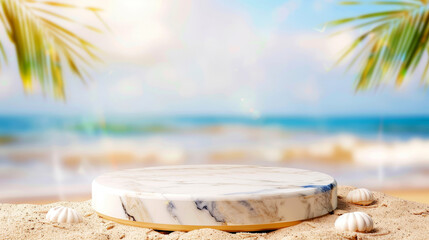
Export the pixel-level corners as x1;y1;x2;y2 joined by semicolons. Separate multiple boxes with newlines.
46;206;83;223
346;188;374;206
335;212;374;232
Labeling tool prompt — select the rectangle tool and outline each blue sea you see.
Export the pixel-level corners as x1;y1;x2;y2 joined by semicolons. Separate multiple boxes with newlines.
1;115;429;202
1;115;429;139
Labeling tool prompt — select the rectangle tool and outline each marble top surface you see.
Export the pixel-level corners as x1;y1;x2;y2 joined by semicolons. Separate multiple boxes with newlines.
93;165;336;200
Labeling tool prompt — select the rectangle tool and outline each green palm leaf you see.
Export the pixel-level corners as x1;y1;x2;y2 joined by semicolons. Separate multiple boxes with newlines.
0;0;103;100
327;0;429;90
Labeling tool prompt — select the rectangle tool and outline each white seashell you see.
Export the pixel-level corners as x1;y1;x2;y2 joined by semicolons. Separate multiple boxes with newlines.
46;206;83;223
346;188;374;205
335;212;374;232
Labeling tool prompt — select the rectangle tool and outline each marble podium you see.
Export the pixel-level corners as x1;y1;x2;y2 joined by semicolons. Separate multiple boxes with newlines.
92;165;337;232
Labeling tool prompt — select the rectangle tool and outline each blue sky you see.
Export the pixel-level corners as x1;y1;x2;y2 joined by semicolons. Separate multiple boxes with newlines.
0;0;428;117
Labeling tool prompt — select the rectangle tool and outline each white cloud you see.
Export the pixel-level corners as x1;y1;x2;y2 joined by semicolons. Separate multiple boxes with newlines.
101;0;267;97
273;0;300;24
109;76;144;98
0;72;15;99
0;0;361;115
291;32;354;63
313;0;335;12
294;78;322;103
87;0;355;114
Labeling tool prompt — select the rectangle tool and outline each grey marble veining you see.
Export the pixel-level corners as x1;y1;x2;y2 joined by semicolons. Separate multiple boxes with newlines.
92;165;337;226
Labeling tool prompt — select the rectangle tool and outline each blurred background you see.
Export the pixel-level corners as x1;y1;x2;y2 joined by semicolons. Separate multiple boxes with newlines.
1;0;429;204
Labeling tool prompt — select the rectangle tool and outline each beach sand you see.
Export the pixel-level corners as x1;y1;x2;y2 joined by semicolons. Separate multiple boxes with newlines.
1;186;428;240
383;189;429;205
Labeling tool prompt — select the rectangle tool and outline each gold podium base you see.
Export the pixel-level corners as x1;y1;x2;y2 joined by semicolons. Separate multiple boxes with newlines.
96;212;301;232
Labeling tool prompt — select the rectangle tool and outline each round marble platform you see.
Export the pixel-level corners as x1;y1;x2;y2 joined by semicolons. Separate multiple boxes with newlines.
92;165;337;232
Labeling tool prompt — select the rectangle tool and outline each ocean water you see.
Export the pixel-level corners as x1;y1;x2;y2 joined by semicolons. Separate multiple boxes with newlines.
1;115;429;202
1;115;429;139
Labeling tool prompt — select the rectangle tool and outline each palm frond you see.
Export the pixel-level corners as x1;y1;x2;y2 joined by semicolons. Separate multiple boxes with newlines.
328;0;429;90
0;0;103;100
